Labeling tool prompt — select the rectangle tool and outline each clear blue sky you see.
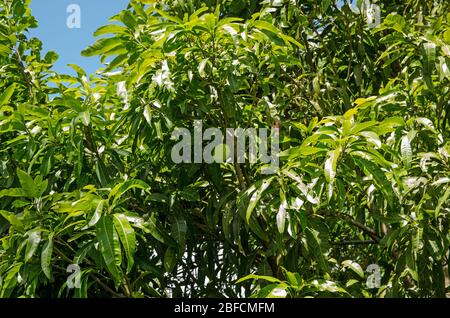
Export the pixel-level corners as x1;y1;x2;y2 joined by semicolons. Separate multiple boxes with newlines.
29;0;129;76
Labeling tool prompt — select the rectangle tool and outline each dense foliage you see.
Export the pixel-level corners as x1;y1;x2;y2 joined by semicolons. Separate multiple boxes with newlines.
0;0;449;298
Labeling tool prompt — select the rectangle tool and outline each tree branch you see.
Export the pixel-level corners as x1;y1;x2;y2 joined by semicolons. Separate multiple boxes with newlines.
341;215;381;242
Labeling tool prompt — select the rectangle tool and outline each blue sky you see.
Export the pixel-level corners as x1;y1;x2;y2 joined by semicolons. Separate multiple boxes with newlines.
29;0;129;76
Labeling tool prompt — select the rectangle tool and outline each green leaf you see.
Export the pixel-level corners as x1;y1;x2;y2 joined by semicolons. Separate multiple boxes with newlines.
17;169;38;198
324;148;341;199
246;178;273;222
267;286;288;298
0;210;24;230
435;186;450;219
67;64;86;78
41;233;54;279
0;263;22;298
248;216;269;242
0;188;28;199
280;145;324;159
0;44;10;56
198;58;209;77
79;111;90;126
171;216;187;254
304;227;330;273
0;83;16;106
400;135;412;168
95;160;111;187
164;247;177;272
352;156;395;206
154;8;183;24
143;105;152;125
283;170;319;204
87;200;103;227
236;274;282;284
358;131;382;148
105;53;129;72
422;42;436;90
36;178;48;198
120;10;138;29
350;121;378;134
321;0;332;12
415;117;436;132
179;187;200;202
431;178;450;186
94;24;128;37
109;179;150;206
113;213;136;273
143;215;177;247
81;38;122;57
253;20;281;36
276;197;287;234
25;229;42;263
324;148;341;183
342;260;364;278
96;216;123;283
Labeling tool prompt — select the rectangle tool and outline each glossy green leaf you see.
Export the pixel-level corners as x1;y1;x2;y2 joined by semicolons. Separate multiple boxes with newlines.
17;169;38;198
41;233;54;279
342;260;364;278
113;213;136;273
25;229;42;263
164;247;177;272
246;178;273;222
0;83;16;106
96;216;122;283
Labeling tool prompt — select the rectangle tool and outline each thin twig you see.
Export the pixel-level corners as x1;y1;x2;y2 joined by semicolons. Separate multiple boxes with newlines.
91;275;125;298
341;215;381;242
333;240;377;245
